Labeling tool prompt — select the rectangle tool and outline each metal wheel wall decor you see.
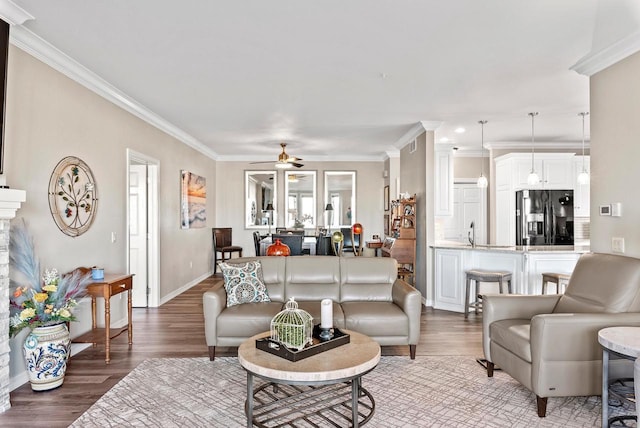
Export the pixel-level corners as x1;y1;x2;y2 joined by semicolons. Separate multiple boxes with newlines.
48;156;98;237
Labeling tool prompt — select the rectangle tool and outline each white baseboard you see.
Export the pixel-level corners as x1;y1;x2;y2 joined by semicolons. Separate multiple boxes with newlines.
159;271;213;306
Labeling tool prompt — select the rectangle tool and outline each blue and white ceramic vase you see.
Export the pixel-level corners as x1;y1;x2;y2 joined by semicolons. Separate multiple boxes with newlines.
22;323;71;391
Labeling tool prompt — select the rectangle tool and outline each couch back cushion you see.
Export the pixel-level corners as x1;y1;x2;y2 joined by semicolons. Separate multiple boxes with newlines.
284;256;341;301
340;257;397;302
223;256;286;302
553;252;640;313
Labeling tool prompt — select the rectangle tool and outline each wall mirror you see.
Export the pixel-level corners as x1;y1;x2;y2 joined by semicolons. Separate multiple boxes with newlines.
324;171;356;227
245;171;277;230
284;171;317;229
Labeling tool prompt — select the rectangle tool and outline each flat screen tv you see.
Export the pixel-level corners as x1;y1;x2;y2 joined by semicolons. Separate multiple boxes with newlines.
0;19;8;174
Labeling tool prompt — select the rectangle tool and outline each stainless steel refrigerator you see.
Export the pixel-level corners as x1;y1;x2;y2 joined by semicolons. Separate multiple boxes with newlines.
515;189;574;246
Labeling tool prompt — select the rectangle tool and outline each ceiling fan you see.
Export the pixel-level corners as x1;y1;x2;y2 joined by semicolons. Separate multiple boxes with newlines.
251;143;304;169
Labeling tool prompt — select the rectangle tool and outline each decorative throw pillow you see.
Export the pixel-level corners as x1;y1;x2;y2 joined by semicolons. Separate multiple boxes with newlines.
218;260;271;307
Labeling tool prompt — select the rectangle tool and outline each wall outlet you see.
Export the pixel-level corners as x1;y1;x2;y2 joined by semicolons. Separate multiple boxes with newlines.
189;261;193;269
612;237;625;254
111;232;117;243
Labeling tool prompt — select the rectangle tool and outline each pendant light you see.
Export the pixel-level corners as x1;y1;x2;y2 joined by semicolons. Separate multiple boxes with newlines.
577;112;590;185
477;120;488;188
527;112;540;185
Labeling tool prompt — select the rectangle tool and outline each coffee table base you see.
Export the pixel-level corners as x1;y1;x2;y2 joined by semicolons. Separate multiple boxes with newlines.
245;374;375;427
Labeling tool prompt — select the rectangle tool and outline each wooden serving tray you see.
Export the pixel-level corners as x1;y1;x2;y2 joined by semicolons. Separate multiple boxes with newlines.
256;325;350;362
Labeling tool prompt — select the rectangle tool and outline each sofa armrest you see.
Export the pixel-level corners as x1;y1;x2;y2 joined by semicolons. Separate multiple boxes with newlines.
482;294;561;362
202;282;227;346
392;279;422;345
531;312;640;362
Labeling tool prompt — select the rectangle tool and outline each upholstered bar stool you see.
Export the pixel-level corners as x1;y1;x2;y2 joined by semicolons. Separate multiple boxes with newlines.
464;269;513;319
541;272;571;294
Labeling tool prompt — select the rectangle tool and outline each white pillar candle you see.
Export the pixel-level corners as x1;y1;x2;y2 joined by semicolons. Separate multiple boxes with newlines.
320;299;333;328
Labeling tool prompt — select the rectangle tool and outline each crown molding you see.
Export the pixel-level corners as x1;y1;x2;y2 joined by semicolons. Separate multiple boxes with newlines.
571;30;640;76
485;141;588;150
218;154;383;163
9;25;218;160
394;121;442;150
0;0;33;25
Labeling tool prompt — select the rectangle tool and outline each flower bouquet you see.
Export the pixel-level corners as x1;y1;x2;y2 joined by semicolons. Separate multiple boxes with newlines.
8;221;92;390
8;221;92;337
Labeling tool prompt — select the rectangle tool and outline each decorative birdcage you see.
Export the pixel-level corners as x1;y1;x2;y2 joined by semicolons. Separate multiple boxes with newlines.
270;298;313;351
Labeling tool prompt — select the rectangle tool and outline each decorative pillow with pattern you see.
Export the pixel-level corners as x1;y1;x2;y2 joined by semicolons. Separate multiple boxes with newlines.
218;260;271;307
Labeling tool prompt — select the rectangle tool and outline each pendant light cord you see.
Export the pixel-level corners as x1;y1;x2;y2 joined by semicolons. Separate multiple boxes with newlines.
529;112;539;171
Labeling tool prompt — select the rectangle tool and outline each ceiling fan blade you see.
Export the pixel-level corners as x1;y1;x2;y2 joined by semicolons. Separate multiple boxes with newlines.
291;162;304;168
287;157;303;162
249;161;275;164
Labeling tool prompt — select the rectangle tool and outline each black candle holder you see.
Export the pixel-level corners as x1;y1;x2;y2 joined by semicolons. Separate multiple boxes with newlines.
318;327;334;341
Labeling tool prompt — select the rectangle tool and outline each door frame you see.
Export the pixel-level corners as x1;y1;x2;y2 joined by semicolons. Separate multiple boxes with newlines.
126;149;160;308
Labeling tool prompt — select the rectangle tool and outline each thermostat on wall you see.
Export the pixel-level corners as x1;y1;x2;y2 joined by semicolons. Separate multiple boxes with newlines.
599;205;611;216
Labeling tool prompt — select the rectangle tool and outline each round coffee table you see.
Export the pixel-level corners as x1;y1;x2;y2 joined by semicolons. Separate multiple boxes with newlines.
238;330;380;428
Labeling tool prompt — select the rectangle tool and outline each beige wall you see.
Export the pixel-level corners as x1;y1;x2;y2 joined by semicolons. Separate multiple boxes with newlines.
590;50;640;257
215;161;385;256
4;47;216;383
453;156;490;180
399;132;431;297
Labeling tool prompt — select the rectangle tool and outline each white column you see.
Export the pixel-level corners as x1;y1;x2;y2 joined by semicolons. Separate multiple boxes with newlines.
0;188;26;412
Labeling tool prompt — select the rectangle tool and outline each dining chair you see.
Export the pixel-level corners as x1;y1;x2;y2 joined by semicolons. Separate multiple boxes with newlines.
252;231;262;256
212;228;243;273
272;233;304;256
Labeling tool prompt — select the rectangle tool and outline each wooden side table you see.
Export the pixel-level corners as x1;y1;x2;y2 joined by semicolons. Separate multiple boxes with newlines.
74;273;134;363
366;241;383;257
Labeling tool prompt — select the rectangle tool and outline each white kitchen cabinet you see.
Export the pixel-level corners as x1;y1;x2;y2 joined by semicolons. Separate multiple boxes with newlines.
503;153;574;190
442;184;487;244
495;189;513;246
573;156;590;217
434;249;465;312
434;146;454;216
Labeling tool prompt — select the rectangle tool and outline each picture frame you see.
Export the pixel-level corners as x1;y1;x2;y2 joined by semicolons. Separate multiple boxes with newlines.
180;170;207;229
384;185;390;211
384;214;389;236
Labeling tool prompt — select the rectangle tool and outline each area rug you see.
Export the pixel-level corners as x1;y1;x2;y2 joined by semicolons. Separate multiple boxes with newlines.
70;356;625;427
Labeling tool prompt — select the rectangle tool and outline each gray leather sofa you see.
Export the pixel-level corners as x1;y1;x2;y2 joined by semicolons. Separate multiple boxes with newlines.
482;252;640;417
203;256;422;360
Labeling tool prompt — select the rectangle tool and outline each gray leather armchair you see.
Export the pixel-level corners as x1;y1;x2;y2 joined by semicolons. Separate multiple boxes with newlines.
482;252;640;417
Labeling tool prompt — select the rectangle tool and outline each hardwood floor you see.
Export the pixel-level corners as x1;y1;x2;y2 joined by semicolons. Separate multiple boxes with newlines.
0;275;483;427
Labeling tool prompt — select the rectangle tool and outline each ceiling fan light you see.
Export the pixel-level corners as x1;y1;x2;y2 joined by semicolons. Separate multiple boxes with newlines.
275;162;292;169
477;174;488;188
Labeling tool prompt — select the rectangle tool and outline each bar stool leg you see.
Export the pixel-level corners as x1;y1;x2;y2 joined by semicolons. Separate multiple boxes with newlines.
465;277;471;319
507;279;512;294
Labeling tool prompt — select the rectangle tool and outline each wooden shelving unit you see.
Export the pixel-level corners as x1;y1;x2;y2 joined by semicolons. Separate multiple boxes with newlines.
382;195;416;284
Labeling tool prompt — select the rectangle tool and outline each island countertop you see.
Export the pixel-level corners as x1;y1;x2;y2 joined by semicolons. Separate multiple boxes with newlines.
432;241;590;254
432;242;587;312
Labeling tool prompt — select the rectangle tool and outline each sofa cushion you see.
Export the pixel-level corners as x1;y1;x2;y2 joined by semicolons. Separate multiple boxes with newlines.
296;301;346;329
340;257;396;302
490;319;531;362
554;253;640;314
341;302;408;337
217;302;283;337
219;261;271;307
285;256;341;301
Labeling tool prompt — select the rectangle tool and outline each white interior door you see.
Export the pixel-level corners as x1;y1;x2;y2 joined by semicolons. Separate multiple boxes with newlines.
442;183;487;244
129;164;148;307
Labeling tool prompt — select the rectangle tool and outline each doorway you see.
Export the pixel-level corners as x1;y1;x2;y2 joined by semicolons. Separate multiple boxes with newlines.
127;149;160;308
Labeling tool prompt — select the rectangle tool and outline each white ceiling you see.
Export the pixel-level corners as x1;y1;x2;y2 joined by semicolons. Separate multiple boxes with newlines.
7;0;632;161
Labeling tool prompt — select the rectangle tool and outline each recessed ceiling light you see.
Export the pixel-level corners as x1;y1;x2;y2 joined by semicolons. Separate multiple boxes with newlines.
454;127;466;134
439;137;450;142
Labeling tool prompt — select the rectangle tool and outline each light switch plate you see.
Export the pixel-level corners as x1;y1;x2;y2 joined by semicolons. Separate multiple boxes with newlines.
612;237;625;254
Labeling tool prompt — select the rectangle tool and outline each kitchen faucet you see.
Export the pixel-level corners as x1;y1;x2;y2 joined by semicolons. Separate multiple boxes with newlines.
468;221;476;248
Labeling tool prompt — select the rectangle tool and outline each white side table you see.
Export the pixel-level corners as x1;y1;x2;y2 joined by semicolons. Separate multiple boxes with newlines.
598;327;640;427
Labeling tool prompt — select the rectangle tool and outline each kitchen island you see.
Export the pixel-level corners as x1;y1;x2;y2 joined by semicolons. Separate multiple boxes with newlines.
432;243;590;313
